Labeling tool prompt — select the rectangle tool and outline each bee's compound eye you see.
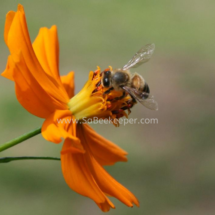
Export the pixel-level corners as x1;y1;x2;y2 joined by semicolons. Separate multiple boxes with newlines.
103;77;110;87
103;71;111;87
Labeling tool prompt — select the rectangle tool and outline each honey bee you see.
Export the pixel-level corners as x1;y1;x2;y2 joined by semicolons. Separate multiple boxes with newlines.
101;44;158;110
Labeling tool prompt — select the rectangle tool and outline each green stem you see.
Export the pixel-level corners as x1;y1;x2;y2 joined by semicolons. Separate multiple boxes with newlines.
0;127;41;152
0;156;60;163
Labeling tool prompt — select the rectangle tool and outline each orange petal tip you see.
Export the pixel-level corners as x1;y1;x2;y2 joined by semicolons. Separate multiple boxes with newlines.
18;4;24;12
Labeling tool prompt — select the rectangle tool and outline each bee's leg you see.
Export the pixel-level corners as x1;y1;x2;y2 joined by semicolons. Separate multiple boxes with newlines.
104;87;114;95
112;91;127;101
129;94;137;103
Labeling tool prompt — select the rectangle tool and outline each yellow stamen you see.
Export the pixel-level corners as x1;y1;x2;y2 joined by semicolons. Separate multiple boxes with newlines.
68;67;135;125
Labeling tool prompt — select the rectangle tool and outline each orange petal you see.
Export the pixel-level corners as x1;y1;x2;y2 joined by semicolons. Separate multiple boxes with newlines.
41;110;82;152
61;137;85;154
12;53;64;118
32;26;60;81
87;153;139;208
61;119;85;154
42;109;74;143
82;124;128;165
4;11;15;45
3;4;69;106
96;201;115;213
5;55;56;118
61;124;138;211
61;141;115;212
2;55;15;81
60;72;75;98
78;124;139;208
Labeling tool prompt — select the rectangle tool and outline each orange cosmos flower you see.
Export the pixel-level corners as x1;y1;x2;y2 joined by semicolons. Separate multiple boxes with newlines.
2;4;139;212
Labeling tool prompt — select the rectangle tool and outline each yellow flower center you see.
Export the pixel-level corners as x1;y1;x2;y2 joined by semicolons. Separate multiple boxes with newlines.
68;67;136;126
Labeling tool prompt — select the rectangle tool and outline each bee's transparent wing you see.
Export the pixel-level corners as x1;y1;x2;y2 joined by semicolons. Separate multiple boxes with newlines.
139;95;158;110
123;86;158;111
122;44;155;70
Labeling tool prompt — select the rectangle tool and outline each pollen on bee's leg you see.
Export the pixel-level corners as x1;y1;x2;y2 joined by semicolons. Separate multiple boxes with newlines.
112;91;126;102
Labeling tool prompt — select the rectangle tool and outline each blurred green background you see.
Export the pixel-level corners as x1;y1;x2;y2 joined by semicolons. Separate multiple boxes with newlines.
0;0;215;215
